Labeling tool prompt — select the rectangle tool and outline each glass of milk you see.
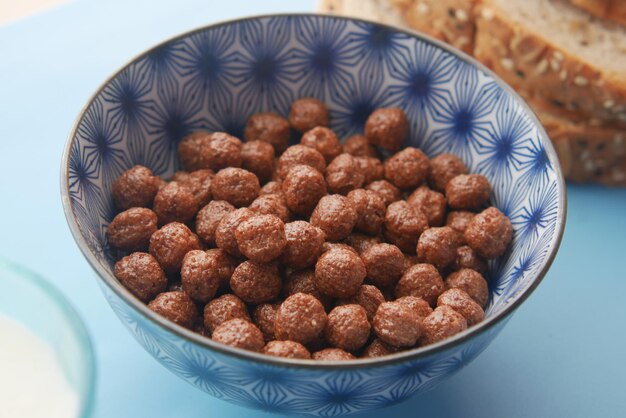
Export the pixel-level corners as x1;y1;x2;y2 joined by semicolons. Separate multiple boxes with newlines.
0;259;95;418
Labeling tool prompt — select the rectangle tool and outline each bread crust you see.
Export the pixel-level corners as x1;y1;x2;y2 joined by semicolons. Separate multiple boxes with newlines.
569;0;626;27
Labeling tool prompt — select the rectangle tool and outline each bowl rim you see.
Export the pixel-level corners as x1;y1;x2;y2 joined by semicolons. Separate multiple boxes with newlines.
60;13;567;369
0;258;97;417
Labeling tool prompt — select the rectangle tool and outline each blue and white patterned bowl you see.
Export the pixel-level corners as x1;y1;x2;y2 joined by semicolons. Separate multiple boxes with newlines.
61;14;566;416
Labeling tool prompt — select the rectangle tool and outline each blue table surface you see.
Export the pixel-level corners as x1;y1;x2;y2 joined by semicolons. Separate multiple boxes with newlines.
1;1;626;417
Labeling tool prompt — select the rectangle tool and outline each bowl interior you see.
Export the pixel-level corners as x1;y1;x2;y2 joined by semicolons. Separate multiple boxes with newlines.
63;14;564;356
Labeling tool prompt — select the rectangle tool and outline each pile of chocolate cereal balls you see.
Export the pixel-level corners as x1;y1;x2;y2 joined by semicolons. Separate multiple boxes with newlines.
107;98;513;361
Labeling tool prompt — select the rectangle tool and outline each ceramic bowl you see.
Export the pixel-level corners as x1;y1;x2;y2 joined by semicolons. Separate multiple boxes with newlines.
61;14;566;416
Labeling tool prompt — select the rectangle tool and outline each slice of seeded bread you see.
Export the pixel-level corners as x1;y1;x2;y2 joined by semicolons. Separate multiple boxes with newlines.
568;0;626;27
474;0;626;126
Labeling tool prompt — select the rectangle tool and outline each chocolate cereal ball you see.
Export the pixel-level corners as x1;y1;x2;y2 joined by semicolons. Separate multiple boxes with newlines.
263;340;312;359
343;233;381;255
107;207;158;251
428;153;468;192
112;165;159;210
407;185;447;227
343;134;379;158
446;174;491;210
355;156;385;185
260;181;283;197
314;248;365;298
289;98;329;133
325;305;371;352
212;318;265;352
281;221;325;269
336;284;384;321
384;147;430;190
252;303;280;341
114;252;167;302
149;222;202;275
248;194;290;223
276;145;326;178
325;154;365;195
417;227;461;270
203;294;250;334
195;200;235;245
180;250;219;300
362;339;400;358
403;254;418;272
241;140;275;183
446;211;475;235
445;268;489;308
153;181;199;225
215;208;254;258
347;189;386;236
155;177;168;191
321;242;358;255
283;269;333;310
282;165;327;216
366;180;402;207
235;214;286;263
181;249;235;303
313;348;355;361
301;126;343;163
464;207;513;259
230;261;282;304
437;288;484;326
365;107;409;152
419;305;467;346
211;167;260;208
204;132;243;171
396;296;433;319
148;291;199;329
178;131;211;171
275;293;328;345
453;245;488;275
171;169;190;184
361;243;405;288
310;195;358;241
244;112;291;153
373;301;421;347
177;169;214;207
395;263;445;307
383;201;429;254
171;171;190;182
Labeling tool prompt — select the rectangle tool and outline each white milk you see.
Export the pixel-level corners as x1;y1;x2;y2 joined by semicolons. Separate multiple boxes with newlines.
0;315;79;418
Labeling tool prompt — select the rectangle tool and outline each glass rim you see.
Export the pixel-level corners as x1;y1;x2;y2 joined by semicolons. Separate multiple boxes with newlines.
0;257;96;418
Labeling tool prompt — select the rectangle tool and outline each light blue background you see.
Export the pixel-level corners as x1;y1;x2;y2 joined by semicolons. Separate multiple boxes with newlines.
1;1;625;417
